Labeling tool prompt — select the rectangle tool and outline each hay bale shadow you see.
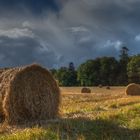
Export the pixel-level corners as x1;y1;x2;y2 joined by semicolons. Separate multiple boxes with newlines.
1;117;139;140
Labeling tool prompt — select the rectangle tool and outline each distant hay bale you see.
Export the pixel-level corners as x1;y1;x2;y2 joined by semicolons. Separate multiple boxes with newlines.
0;64;60;124
126;83;140;96
81;87;91;93
98;84;103;88
106;86;110;90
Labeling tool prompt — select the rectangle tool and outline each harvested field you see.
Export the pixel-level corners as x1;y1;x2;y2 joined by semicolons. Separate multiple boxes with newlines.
0;87;140;140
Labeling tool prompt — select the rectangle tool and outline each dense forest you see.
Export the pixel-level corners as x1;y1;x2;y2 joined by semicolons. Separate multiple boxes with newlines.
50;47;140;86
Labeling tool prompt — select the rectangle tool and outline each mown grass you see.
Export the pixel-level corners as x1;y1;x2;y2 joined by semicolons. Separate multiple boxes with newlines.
0;128;58;140
0;87;140;140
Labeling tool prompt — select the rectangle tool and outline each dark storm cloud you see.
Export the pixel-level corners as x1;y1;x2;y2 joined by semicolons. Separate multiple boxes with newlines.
0;0;140;67
90;0;140;34
0;35;59;68
0;0;61;13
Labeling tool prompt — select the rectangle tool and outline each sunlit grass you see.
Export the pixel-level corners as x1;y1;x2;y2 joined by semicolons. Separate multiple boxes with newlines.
0;87;140;140
0;128;58;140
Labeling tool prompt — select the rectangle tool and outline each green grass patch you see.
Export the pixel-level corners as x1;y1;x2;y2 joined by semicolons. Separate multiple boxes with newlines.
0;128;58;140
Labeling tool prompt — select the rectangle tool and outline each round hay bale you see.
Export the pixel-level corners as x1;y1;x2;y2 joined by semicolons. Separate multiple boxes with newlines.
0;64;60;124
0;68;9;120
106;86;110;90
81;87;91;93
98;84;103;88
126;83;140;96
0;68;9;75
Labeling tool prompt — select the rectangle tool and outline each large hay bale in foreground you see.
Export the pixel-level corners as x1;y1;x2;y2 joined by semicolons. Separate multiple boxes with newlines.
0;64;60;124
126;83;140;96
81;87;91;93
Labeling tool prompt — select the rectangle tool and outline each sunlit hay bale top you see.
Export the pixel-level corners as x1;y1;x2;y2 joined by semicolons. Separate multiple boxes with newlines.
106;86;110;90
0;68;10;75
0;64;60;124
126;83;140;96
81;87;91;93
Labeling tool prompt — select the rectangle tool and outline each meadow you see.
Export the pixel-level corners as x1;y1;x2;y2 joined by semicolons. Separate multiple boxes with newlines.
0;87;140;140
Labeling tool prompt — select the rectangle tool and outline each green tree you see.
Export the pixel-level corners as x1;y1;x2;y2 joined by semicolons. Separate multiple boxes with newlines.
56;67;68;86
56;64;78;86
77;59;101;86
127;55;140;83
77;57;119;86
100;57;119;85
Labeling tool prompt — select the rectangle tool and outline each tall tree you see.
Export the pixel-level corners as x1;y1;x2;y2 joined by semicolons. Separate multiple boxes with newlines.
119;46;129;85
56;65;78;86
119;46;129;60
100;57;119;85
69;62;75;71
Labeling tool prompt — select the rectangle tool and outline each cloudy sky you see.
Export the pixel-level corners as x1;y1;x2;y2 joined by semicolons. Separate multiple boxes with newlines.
0;0;140;68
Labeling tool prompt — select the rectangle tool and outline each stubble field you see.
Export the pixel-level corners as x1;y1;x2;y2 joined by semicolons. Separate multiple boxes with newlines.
0;87;140;140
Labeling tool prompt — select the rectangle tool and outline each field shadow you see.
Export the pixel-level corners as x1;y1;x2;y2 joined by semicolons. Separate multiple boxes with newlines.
54;117;140;140
0;117;139;140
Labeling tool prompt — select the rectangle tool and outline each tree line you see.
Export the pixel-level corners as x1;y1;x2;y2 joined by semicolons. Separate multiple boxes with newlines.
50;47;140;86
